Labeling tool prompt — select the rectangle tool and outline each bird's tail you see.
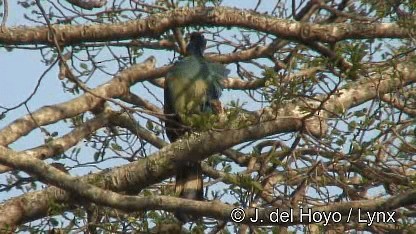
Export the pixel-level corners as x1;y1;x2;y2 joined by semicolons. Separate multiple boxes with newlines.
174;161;203;222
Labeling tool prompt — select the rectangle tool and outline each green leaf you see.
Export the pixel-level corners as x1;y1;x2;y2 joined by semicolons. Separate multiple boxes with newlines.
93;152;101;162
335;139;345;146
146;120;154;130
49;217;59;227
111;143;122;151
348;121;357;132
223;164;232;173
80;63;88;70
251;181;263;192
351;142;362;153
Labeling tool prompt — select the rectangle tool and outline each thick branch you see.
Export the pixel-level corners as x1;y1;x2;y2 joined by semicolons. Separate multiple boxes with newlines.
0;110;113;174
0;7;411;46
322;63;416;115
0;112;302;227
0;57;156;146
1;143;414;227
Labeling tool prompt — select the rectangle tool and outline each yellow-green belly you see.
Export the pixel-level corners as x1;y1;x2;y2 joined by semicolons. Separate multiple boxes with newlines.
169;78;208;115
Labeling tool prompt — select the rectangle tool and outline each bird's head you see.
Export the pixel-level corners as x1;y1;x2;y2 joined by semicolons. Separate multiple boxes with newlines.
186;32;207;57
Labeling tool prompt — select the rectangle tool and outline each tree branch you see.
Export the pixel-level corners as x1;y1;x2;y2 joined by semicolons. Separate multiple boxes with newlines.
0;57;156;146
0;7;411;46
1;143;415;227
0;110;113;174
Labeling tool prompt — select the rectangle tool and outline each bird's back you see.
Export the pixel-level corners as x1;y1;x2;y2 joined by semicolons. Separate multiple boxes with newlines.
166;55;227;116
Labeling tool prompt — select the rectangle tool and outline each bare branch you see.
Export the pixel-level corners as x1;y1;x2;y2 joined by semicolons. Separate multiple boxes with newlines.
0;7;411;46
0;57;156;146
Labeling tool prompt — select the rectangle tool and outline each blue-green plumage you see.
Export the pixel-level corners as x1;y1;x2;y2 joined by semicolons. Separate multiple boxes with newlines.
164;32;228;222
166;55;225;115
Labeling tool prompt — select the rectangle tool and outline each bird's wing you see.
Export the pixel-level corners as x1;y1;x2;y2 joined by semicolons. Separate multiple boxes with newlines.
165;56;228;119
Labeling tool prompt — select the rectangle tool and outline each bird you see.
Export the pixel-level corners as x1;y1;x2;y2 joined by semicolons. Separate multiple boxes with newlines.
164;32;228;222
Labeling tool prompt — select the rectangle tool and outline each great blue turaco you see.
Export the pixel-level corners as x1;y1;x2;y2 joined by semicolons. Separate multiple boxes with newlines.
164;32;228;222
